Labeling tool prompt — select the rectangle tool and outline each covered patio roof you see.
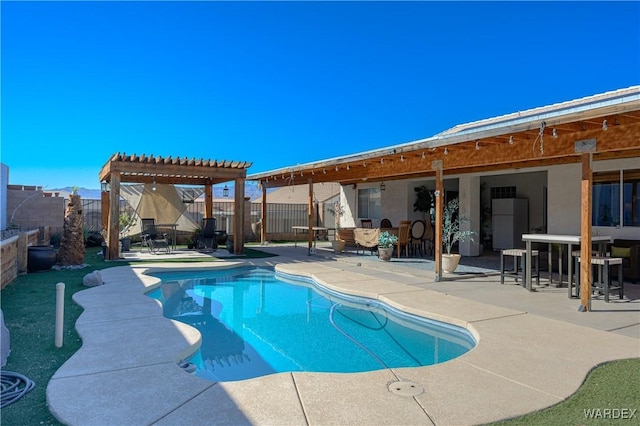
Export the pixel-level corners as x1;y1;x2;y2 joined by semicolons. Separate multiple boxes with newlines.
247;86;640;310
99;153;252;260
248;86;640;188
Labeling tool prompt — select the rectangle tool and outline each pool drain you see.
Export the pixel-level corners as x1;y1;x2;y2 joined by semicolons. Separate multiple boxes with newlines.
387;380;423;397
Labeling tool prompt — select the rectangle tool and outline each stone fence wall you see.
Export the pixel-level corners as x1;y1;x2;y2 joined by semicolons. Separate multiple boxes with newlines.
6;185;65;235
1;229;42;289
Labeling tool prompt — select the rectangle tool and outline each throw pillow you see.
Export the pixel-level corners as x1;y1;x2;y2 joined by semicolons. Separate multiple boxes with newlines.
611;246;631;258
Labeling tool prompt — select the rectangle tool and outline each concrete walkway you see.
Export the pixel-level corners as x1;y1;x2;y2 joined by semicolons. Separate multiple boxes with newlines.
47;243;640;425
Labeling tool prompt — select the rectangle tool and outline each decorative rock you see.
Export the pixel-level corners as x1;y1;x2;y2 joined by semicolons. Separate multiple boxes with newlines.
83;271;104;287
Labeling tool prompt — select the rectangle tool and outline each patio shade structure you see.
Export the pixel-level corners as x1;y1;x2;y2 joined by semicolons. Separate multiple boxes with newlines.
248;86;640;311
99;153;252;260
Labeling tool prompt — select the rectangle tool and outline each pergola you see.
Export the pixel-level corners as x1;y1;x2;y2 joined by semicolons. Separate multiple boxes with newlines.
249;87;640;311
98;153;252;260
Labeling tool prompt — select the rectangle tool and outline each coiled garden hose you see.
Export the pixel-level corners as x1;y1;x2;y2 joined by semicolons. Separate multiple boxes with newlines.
1;370;35;408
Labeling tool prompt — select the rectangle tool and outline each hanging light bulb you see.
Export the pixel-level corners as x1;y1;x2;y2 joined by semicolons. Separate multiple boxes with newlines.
602;119;608;130
475;141;480;150
552;128;558;138
444;147;448;155
380;181;386;191
421;152;426;159
509;136;514;145
152;177;157;191
223;185;229;197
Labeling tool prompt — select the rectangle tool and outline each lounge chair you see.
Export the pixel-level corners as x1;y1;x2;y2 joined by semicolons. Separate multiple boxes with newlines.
140;218;170;253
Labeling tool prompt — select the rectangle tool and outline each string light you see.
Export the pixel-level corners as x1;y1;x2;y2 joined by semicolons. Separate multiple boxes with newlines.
380;158;384;164
400;155;405;161
444;147;448;155
475;141;480;150
602;119;608;130
509;136;514;145
552;128;558;138
421;152;426;159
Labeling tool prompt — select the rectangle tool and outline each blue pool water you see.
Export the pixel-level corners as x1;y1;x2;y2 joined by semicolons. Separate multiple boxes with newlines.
148;266;475;382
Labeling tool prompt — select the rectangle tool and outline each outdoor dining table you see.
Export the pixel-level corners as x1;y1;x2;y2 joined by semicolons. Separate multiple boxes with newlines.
521;234;612;294
292;226;330;250
155;223;178;250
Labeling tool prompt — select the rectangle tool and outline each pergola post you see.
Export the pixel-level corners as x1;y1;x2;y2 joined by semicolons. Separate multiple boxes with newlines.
308;178;313;254
261;184;267;244
204;182;213;219
233;177;245;255
107;172;121;260
101;186;109;235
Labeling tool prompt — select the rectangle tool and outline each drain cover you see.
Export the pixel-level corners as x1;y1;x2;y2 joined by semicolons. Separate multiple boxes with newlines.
387;380;423;397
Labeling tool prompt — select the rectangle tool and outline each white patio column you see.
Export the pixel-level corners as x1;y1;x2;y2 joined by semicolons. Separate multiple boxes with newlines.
458;175;481;256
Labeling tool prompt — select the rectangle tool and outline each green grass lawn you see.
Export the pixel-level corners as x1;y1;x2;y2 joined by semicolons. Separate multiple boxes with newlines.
1;246;637;425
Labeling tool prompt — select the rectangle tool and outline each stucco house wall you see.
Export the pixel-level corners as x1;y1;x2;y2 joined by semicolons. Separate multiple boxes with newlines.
548;158;640;240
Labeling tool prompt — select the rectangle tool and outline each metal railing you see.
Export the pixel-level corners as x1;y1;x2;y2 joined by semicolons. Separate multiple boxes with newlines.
80;199;319;240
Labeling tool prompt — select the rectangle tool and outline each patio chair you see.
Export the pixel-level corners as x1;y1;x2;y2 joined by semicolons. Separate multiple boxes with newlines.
410;220;426;257
360;219;373;228
140;218;170;254
423;219;434;256
380;218;392;228
394;220;412;258
198;218;218;251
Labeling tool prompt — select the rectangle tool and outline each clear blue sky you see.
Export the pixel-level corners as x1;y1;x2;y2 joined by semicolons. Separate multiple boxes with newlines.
2;1;639;190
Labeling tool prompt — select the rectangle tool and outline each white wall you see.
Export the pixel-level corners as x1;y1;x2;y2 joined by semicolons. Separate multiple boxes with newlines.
458;175;481;256
547;165;582;234
548;158;640;239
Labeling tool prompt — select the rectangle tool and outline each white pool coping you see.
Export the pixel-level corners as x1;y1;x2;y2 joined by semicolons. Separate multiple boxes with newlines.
47;247;640;425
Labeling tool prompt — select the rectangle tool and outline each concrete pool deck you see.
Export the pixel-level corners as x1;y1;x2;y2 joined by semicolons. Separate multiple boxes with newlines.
47;243;640;425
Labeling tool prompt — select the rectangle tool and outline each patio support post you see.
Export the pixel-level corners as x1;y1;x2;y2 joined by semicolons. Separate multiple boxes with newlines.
107;172;121;260
308;178;313;254
233;177;245;255
434;161;443;281
261;183;267;244
579;152;594;311
101;188;109;235
204;182;213;219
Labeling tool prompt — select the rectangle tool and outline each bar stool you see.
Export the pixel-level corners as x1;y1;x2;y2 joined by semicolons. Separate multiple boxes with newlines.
501;249;539;287
574;256;624;302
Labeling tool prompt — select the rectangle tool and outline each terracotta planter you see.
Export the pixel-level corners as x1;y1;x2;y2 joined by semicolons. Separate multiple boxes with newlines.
331;240;346;253
442;253;461;273
378;246;394;261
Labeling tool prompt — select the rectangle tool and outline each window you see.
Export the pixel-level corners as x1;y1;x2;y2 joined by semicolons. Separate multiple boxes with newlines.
357;188;381;219
592;169;640;227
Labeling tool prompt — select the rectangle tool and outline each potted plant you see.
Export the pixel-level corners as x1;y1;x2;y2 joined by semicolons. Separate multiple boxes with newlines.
118;210;137;252
378;231;398;261
442;197;476;273
328;200;346;253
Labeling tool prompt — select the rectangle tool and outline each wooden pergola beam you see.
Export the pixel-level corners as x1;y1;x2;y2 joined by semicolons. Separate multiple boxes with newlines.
99;152;252;260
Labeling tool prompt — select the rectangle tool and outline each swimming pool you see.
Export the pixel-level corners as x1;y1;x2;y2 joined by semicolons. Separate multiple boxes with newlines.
148;266;476;382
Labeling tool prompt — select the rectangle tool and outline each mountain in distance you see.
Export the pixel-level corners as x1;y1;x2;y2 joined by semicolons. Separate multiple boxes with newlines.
52;184;265;200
